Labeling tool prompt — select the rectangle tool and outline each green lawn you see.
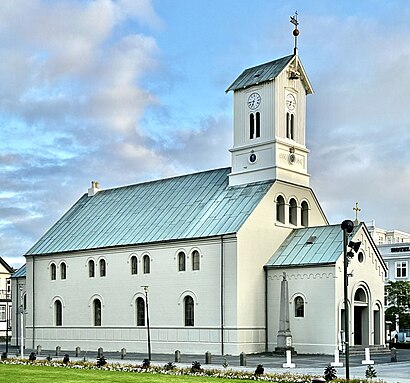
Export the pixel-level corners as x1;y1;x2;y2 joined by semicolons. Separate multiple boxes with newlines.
0;364;245;383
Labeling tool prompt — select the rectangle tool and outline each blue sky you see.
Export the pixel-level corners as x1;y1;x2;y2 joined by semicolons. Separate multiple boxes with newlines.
1;0;410;267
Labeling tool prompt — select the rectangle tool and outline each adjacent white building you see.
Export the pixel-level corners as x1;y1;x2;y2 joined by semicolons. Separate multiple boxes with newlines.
14;48;387;355
0;257;13;337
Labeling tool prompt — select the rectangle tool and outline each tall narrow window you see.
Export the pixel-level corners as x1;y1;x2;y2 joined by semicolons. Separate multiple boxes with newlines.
289;198;297;226
255;112;260;138
88;260;95;278
184;295;194;326
60;262;67;280
276;195;285;224
55;300;62;326
50;263;56;280
290;114;295;139
99;259;106;277
301;201;309;227
178;252;186;272
249;113;255;139
0;305;6;321
93;299;102;326
131;256;138;275
143;255;150;274
286;112;290;138
23;294;27;311
136;297;145;326
294;296;304;317
192;250;200;271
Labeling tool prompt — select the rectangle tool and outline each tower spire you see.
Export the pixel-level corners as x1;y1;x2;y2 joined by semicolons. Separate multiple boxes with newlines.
290;11;299;55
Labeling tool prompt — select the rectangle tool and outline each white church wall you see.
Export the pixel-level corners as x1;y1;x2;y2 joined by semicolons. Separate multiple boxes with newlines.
24;236;244;355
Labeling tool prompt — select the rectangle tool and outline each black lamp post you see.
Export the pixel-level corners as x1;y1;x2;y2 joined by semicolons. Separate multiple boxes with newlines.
141;285;151;361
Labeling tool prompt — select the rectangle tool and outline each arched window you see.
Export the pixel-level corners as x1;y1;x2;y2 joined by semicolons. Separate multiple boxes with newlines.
276;195;285;224
143;255;150;274
99;259;106;277
23;294;27;311
55;300;62;326
131;256;138;275
60;262;67;280
88;260;95;278
136;297;145;326
255;112;261;138
178;252;186;272
301;201;309;227
50;263;56;280
192;250;200;271
93;299;102;326
289;198;297;225
294;296;304;317
286;113;295;139
249;113;255;139
184;295;194;326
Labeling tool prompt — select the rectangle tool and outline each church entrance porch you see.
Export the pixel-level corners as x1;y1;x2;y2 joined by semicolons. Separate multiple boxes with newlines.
353;287;369;346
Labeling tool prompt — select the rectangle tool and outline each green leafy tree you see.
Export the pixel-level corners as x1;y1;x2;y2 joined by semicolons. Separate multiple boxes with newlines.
385;281;410;330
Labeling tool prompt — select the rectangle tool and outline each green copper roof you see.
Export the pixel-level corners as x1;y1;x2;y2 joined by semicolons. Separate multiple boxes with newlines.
265;224;347;268
226;55;294;92
11;264;26;278
26;168;274;256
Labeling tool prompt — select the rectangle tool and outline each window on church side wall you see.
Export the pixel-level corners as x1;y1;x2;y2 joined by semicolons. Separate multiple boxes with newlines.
93;299;102;326
184;295;194;326
249;113;255;139
192;250;200;271
60;262;67;280
276;195;285;224
99;259;106;277
301;201;309;227
136;297;145;326
289;198;297;226
396;261;407;278
88;260;95;278
55;300;62;326
131;256;138;275
143;255;150;274
50;263;56;280
294;296;304;317
178;252;186;272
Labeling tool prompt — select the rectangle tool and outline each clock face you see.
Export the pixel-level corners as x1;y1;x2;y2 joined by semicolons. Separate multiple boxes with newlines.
286;93;296;111
247;92;261;110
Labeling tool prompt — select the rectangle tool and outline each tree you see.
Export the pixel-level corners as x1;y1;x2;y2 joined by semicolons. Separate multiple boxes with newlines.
385;281;410;330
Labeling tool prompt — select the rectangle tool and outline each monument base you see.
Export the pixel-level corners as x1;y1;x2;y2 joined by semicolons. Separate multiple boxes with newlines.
273;346;296;356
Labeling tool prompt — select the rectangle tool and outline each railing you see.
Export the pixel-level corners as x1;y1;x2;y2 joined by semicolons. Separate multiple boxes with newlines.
0;290;11;300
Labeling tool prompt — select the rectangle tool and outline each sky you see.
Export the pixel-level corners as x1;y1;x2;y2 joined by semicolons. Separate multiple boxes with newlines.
1;0;410;268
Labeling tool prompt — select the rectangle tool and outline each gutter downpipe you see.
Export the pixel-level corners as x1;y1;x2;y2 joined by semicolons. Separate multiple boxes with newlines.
220;236;224;356
264;266;268;352
32;256;36;349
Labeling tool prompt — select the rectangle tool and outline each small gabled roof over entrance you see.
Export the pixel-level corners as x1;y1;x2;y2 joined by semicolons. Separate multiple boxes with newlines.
265;224;357;268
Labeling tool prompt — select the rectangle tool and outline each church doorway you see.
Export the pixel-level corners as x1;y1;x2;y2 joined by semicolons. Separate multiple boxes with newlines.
353;287;369;346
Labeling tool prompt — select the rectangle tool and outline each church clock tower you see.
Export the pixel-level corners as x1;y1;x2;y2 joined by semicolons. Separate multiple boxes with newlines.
226;22;313;187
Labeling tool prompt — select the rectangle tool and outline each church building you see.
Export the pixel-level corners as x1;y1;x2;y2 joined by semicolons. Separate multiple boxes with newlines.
13;24;387;356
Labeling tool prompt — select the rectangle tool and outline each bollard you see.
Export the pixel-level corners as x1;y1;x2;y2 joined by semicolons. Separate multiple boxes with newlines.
240;352;247;366
361;347;374;365
55;346;61;356
331;348;343;367
36;345;42;355
391;347;397;362
175;350;181;363
75;346;81;357
98;347;103;358
205;351;212;364
282;349;296;368
121;348;127;360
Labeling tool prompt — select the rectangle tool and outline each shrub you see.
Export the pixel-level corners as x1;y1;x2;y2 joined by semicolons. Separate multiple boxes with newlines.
365;364;377;379
28;352;37;362
142;359;151;368
164;361;175;371
191;360;202;373
1;352;7;361
63;354;70;364
222;356;229;368
255;364;264;375
96;355;107;367
324;364;337;381
46;355;52;362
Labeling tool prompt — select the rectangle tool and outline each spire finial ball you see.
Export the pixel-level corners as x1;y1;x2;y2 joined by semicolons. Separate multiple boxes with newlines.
293;28;299;37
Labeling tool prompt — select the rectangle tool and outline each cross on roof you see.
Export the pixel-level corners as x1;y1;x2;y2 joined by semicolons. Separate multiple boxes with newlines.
353;202;361;224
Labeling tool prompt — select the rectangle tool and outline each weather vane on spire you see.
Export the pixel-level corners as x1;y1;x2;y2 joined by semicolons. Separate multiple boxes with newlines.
290;11;299;55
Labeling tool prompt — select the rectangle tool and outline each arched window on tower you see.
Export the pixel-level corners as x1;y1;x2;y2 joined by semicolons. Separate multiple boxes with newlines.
55;300;63;326
286;113;295;140
143;254;150;274
255;112;260;138
136;297;145;326
60;262;67;280
184;295;194;326
276;195;285;224
130;256;138;275
294;296;304;317
93;299;102;326
99;259;106;277
50;263;56;280
178;251;186;272
301;201;309;227
249;113;255;139
289;198;297;226
192;250;200;271
88;260;95;278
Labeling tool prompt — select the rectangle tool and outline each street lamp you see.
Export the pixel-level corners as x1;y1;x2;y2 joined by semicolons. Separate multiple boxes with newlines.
19;285;24;359
141;285;151;361
340;220;361;382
